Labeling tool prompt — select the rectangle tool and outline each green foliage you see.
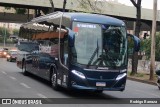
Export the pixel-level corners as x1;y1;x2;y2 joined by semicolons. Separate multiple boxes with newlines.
5;7;11;10
13;29;19;35
14;8;26;14
142;32;160;61
128;36;134;55
77;0;104;13
0;37;3;43
0;27;10;38
4;6;26;15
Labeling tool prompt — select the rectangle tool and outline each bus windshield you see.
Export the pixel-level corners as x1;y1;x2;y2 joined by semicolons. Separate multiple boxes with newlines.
72;22;127;68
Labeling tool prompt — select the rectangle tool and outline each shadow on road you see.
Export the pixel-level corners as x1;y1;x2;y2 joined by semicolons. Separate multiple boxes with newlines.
19;72;118;99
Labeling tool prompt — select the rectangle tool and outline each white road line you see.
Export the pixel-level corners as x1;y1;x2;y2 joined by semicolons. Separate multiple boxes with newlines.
135;89;160;97
1;71;7;75
9;76;17;80
37;93;47;98
20;83;31;89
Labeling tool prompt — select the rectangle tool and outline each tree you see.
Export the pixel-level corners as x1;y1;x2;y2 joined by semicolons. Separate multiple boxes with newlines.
77;0;104;13
63;0;67;12
130;0;142;76
0;27;10;38
12;29;19;36
14;8;26;14
4;7;26;14
142;32;160;61
0;27;10;43
49;0;55;12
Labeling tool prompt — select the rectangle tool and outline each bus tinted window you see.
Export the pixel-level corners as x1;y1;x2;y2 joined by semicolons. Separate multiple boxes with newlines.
72;22;102;65
72;22;127;67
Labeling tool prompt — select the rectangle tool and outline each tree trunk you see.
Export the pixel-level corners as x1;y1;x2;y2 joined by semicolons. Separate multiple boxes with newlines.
63;0;67;12
49;0;55;12
130;0;141;76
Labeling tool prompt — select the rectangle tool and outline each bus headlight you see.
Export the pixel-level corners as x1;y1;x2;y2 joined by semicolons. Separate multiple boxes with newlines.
116;73;127;80
71;70;86;79
120;69;127;73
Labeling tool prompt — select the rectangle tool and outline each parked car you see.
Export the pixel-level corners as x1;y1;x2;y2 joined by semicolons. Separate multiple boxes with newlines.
6;50;18;62
156;70;160;90
0;48;8;58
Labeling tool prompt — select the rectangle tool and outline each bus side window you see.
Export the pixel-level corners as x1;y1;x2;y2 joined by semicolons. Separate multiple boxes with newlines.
61;35;68;66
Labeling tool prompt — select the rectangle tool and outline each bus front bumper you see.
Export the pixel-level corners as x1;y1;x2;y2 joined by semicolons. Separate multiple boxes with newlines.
70;72;127;91
71;85;125;91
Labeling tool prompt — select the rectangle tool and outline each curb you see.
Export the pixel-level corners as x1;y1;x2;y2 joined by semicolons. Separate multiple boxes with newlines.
127;77;157;86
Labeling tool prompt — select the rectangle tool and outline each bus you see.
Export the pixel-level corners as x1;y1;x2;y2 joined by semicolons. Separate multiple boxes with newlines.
17;12;140;93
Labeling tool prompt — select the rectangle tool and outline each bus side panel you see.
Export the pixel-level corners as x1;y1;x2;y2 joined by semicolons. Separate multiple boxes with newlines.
16;52;24;69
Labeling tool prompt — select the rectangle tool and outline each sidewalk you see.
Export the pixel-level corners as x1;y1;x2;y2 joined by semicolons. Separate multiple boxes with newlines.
127;76;157;86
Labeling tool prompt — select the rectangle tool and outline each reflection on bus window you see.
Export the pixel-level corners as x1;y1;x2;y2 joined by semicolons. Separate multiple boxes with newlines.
72;22;127;67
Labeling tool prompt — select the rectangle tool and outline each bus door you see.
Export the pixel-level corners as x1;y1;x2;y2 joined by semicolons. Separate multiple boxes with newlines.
56;35;69;87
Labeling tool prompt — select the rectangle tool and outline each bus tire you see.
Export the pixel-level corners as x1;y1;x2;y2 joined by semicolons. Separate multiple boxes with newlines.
94;90;103;93
22;60;28;76
51;69;59;90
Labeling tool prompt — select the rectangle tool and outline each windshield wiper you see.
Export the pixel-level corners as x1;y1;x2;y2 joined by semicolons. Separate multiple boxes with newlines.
87;40;99;67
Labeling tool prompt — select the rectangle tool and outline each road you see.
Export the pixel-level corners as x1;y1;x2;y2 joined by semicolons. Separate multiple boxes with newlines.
0;58;159;107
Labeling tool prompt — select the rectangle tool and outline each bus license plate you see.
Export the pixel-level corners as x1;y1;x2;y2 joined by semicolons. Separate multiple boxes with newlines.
96;82;106;87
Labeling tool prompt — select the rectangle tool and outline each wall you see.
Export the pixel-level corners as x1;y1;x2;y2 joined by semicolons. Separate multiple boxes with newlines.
128;59;160;73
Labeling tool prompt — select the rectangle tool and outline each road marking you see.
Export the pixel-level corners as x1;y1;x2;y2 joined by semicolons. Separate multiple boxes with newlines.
20;83;31;89
37;93;47;98
135;89;160;97
1;71;7;75
9;76;17;80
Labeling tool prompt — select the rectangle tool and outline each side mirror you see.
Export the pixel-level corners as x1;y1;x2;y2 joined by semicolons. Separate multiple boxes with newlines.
127;34;140;52
66;28;75;47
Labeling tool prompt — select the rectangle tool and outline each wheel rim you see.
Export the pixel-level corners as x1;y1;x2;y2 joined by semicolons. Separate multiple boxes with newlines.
52;72;57;87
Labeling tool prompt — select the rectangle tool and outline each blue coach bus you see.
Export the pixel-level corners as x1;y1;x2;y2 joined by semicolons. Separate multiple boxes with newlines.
17;12;140;93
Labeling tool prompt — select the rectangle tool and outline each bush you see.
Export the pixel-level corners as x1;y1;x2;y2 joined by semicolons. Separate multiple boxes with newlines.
142;32;160;61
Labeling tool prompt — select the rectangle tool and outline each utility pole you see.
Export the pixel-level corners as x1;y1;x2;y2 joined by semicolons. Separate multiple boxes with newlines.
150;0;158;80
3;23;6;48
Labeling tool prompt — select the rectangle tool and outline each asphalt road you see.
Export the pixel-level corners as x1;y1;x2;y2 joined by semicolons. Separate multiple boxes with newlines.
0;58;159;107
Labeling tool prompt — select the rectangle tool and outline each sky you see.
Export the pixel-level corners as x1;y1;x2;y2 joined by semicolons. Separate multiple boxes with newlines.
117;0;160;10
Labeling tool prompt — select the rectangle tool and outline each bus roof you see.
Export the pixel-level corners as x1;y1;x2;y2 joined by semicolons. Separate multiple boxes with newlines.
22;12;125;31
22;12;125;30
62;12;125;26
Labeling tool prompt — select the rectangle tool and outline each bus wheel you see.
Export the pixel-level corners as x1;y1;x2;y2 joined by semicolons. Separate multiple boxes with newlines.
94;90;103;93
51;70;59;90
22;61;28;76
